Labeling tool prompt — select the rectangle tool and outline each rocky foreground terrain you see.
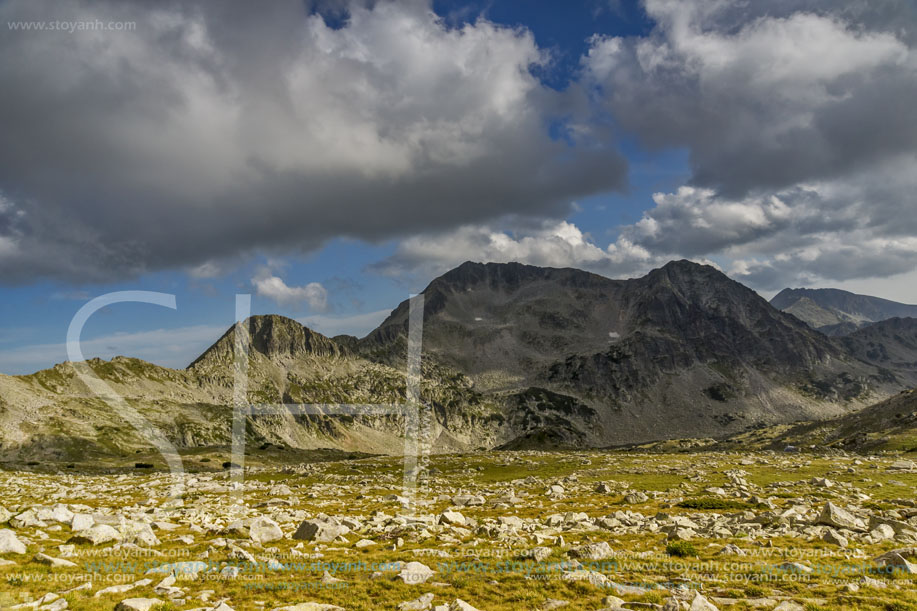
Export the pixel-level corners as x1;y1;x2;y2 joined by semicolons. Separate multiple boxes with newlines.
1;451;916;610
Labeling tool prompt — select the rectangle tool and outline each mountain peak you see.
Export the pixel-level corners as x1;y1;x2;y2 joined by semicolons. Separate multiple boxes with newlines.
655;259;721;277
432;260;720;295
641;259;742;297
188;314;344;369
245;314;340;357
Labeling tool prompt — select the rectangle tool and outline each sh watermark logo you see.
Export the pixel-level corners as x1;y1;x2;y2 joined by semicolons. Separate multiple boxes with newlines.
67;292;433;513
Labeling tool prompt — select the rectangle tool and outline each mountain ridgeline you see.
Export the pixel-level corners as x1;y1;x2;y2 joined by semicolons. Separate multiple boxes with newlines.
362;261;914;447
2;260;917;461
771;287;917;336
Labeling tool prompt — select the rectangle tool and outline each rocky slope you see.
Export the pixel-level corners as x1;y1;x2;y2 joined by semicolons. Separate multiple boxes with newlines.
364;261;910;446
716;388;917;454
771;287;917;335
0;315;503;461
3;261;917;460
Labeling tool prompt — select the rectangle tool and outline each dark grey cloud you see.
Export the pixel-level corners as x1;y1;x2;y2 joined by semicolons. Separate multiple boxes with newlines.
0;0;626;283
728;231;917;291
584;0;917;197
4;0;915;292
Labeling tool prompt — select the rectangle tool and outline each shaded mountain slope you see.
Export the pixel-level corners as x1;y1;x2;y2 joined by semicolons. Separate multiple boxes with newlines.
361;261;907;445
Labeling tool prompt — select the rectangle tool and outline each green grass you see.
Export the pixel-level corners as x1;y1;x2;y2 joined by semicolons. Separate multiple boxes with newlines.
4;450;917;610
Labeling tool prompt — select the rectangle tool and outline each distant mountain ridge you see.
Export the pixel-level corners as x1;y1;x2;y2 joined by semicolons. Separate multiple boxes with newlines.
771;287;917;335
3;260;917;461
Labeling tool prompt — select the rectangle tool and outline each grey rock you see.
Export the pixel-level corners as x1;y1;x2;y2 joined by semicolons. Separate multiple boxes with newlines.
399;593;435;610
888;459;917;472
398;561;434;584
690;593;718;611
871;524;896;541
69;523;122;545
568;541;613;561
875;551;917;574
822;529;848;547
121;521;160;547
561;569;607;587
250;516;284;544
451;494;484;507
70;514;94;532
114;598;164;611
815;502;866;532
0;529;26;554
292;518;350;542
33;552;77;568
440;511;466;526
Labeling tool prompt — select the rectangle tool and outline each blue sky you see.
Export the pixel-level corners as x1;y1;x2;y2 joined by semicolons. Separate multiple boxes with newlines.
2;0;917;374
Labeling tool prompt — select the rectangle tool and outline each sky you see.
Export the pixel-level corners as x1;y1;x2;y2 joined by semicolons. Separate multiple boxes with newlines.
1;0;917;374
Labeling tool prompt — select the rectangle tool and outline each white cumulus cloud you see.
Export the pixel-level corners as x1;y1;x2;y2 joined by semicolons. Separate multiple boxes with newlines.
374;220;662;280
252;268;328;311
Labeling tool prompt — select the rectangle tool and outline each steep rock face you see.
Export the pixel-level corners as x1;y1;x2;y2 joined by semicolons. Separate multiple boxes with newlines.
540;263;875;442
369;260;841;378
363;261;903;445
772;287;917;334
618;261;838;372
780;297;849;331
186;315;503;453
362;261;628;386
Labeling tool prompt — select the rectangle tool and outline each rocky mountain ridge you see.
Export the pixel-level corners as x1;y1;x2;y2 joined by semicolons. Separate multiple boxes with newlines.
2;260;917;461
361;261;913;446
